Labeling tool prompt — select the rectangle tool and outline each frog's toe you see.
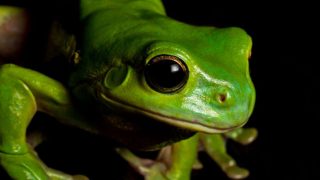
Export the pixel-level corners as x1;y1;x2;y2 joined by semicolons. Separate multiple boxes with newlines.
72;174;89;180
200;133;251;179
192;158;203;170
224;165;249;179
46;167;89;180
226;127;258;145
116;148;168;180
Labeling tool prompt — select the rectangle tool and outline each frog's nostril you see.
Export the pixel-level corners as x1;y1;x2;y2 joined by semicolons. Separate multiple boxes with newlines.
218;94;227;103
216;93;228;104
214;86;232;105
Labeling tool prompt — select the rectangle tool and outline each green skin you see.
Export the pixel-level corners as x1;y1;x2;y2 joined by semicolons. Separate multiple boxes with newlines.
0;0;256;179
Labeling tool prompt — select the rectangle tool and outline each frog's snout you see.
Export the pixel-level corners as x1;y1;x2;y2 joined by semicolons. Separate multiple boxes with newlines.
209;82;255;129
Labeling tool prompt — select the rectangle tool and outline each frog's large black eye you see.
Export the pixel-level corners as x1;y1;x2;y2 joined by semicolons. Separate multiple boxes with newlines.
144;55;189;93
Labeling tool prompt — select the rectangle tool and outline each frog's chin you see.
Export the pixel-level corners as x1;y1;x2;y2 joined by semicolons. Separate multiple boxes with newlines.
99;93;242;134
98;111;195;151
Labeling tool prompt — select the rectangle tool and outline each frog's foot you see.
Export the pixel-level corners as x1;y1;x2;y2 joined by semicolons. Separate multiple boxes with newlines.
225;127;258;145
116;147;168;180
0;147;88;180
117;135;199;180
200;128;257;179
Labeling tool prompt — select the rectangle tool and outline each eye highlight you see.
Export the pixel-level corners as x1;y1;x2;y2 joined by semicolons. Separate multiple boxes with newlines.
144;55;189;93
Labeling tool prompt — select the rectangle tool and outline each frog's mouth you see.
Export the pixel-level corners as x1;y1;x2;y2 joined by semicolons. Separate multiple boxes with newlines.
99;93;243;134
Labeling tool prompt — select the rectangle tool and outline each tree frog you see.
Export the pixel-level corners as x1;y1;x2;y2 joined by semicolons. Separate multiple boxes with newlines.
0;0;256;179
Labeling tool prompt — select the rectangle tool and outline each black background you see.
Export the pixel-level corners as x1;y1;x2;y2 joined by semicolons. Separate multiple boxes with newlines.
163;1;318;179
1;0;318;179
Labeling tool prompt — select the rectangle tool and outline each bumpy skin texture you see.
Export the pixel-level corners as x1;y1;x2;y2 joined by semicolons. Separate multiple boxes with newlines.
0;0;256;179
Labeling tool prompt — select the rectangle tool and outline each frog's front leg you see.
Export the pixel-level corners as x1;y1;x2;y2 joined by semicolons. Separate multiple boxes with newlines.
200;127;257;179
0;64;88;180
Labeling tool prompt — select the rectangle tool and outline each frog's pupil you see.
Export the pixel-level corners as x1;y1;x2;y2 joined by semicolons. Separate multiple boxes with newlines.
145;55;188;93
149;60;182;88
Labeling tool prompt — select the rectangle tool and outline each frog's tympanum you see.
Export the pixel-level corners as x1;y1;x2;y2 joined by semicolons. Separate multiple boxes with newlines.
0;0;257;179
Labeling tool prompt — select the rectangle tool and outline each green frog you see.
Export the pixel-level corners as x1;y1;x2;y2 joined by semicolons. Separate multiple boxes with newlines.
0;0;256;179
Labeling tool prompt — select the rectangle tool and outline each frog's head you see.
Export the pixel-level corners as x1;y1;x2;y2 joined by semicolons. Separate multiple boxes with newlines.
71;18;255;150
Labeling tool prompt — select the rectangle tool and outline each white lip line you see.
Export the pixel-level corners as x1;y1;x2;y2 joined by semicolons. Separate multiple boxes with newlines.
100;93;239;134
